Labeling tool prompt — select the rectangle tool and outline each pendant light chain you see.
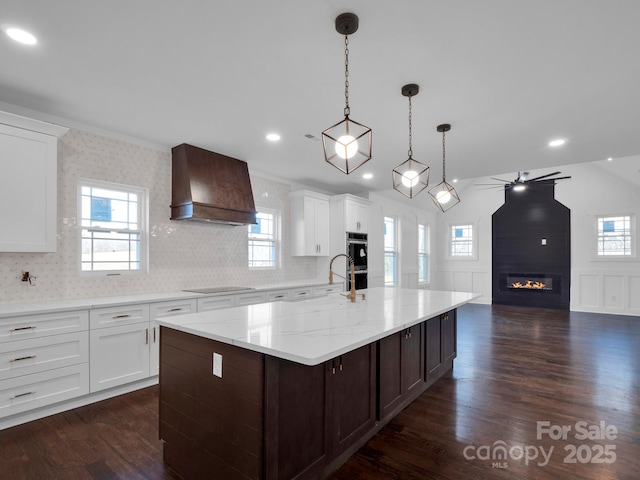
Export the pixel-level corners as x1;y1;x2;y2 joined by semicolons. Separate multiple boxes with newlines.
408;95;413;158
344;35;350;116
441;129;446;181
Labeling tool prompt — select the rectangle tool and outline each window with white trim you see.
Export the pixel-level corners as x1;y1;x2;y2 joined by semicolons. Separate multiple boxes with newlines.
450;224;474;257
79;179;148;273
248;209;279;268
418;223;429;284
597;215;632;256
384;216;398;286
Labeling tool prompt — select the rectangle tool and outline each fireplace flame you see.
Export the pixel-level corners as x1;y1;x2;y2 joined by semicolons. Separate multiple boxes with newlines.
512;280;546;289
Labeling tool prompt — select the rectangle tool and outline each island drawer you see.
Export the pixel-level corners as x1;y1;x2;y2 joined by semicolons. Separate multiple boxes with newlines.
90;304;150;329
197;295;236;312
289;287;313;300
0;310;89;344
313;284;344;296
0;363;89;419
0;331;89;381
265;289;290;302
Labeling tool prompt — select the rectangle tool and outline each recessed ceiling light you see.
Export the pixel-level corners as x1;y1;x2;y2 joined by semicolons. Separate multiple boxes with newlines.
607;157;613;161
452;178;458;183
5;27;37;45
362;173;373;180
548;139;566;147
266;133;280;142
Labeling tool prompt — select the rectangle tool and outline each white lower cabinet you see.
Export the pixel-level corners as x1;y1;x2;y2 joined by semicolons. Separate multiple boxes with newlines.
149;298;197;376
0;364;89;418
89;304;151;393
197;295;236;312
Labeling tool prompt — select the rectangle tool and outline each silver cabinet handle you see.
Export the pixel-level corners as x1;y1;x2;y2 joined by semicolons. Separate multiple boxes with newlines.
10;391;34;400
113;314;132;319
10;355;37;362
167;308;183;312
145;328;149;345
10;326;36;332
274;295;285;299
153;327;157;343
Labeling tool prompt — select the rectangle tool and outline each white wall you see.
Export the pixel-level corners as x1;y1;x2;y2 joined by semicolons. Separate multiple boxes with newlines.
432;160;640;315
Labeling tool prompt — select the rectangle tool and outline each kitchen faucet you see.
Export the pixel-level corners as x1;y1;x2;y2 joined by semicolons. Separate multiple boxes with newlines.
329;254;365;303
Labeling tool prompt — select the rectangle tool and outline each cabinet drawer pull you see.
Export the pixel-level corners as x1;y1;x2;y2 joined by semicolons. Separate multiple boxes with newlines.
167;308;183;312
10;326;36;332
274;295;285;299
10;355;37;363
11;391;34;400
298;292;308;296
112;314;132;319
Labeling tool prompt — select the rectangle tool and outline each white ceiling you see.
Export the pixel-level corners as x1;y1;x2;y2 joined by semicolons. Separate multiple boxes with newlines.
2;0;639;206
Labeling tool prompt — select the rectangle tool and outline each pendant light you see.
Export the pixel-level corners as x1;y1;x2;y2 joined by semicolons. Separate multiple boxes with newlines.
428;123;461;212
392;84;430;198
322;13;372;174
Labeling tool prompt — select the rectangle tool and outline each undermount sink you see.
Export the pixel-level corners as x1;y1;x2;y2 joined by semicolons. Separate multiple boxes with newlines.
182;286;255;294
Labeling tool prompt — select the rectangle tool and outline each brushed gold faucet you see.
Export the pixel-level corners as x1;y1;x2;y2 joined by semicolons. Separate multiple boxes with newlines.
329;254;365;303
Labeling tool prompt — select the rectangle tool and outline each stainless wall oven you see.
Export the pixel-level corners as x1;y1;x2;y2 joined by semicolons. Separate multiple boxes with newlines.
347;232;368;290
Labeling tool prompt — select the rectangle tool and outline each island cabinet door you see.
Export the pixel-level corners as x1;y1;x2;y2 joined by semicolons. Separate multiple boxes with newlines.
377;325;425;421
328;343;377;459
426;315;443;382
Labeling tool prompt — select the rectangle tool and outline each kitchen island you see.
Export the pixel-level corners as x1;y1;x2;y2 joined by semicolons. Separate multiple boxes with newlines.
157;287;478;480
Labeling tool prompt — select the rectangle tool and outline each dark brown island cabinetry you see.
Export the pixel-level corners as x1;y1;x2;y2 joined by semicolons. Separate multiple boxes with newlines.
159;309;457;480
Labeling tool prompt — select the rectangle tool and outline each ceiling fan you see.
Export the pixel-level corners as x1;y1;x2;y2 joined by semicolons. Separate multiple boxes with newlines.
475;171;571;191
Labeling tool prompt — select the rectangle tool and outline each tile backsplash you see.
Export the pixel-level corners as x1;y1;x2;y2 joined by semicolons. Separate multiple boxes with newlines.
0;129;317;304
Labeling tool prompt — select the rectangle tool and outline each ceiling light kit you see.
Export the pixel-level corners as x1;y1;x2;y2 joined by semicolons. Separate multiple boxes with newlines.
322;13;372;175
392;84;430;199
428;124;461;212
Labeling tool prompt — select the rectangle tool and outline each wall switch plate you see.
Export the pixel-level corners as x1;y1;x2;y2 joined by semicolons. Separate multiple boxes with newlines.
213;352;222;378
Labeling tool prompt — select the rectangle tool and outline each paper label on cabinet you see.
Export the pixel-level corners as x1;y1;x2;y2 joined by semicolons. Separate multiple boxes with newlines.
213;352;223;378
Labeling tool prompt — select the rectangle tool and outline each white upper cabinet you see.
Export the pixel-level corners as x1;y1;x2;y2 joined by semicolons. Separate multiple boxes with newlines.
332;194;372;234
290;190;330;256
0;111;68;252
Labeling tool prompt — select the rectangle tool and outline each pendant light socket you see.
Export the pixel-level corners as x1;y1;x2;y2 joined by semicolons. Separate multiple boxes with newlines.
335;13;359;35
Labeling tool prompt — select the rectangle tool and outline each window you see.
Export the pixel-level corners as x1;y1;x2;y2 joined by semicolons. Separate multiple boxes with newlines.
384;216;397;286
248;209;279;268
450;224;474;257
79;179;148;273
418;224;428;284
597;215;632;256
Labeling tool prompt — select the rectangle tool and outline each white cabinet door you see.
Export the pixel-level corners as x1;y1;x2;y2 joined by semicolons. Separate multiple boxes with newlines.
345;198;369;233
0;115;67;252
89;322;150;392
291;191;330;256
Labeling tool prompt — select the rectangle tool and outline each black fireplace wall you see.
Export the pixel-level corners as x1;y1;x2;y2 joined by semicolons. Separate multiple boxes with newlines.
492;181;570;309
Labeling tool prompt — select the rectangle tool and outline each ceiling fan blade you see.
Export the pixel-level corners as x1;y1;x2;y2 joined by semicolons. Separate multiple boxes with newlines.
547;176;571;181
490;177;513;183
475;183;506;186
477;186;504;190
526;171;561;182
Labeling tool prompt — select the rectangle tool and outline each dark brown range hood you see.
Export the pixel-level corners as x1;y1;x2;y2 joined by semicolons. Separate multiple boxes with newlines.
170;144;257;225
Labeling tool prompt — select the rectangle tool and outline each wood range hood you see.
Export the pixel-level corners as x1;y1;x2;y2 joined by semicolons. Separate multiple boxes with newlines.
170;143;257;226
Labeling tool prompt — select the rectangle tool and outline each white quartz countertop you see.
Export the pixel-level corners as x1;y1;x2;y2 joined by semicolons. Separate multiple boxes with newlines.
157;287;480;366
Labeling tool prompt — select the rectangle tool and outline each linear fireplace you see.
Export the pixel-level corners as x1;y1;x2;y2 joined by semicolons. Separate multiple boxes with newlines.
500;273;561;293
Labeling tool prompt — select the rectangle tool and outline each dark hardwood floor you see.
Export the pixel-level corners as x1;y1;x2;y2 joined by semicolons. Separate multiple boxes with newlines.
1;304;639;479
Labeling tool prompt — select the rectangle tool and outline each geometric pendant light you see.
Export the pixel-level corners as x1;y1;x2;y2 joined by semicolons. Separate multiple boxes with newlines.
428;123;461;211
392;84;430;198
322;12;372;174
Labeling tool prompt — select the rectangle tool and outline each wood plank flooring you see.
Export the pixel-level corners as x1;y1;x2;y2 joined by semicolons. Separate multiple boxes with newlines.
1;304;639;479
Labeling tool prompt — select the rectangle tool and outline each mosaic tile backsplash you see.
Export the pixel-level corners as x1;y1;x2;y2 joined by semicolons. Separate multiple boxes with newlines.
0;129;317;304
